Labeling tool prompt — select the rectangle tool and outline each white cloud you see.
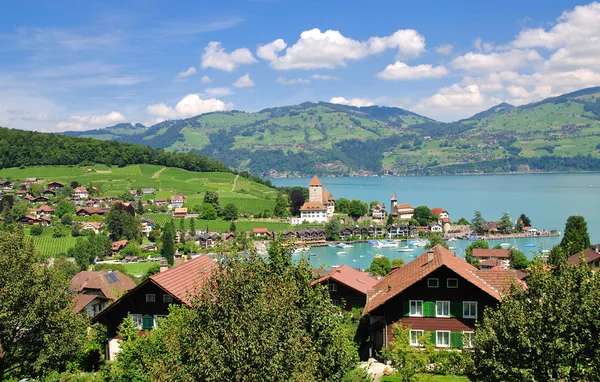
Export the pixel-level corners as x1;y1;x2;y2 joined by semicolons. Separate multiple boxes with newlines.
146;94;231;119
377;61;449;80
204;87;233;97
257;28;426;70
450;49;543;72
201;41;257;72
416;84;501;121
56;111;127;131
200;75;213;83
329;96;374;107
435;44;454;55
175;66;197;78
473;38;483;51
506;85;529;99
276;76;310;85
310;74;339;80
232;73;255;88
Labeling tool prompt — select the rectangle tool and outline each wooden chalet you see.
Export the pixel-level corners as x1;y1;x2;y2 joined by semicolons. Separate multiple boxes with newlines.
360;245;523;358
111;240;128;253
312;265;379;310
42;189;56;196
71;270;136;318
92;255;216;360
252;228;272;238
472;249;510;270
567;248;600;272
46;181;64;190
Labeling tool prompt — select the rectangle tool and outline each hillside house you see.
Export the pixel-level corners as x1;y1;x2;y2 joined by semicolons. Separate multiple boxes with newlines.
431;208;451;224
155;198;167;207
30;205;55;217
111;240;128;253
252;228;272;238
567;248;600;272
32;196;49;204
141;218;155;236
472;249;510;270
360;245;523;358
372;203;387;220
73;187;89;199
81;222;105;235
46;181;64;190
92;255;216;360
195;233;216;249
172;207;188;218
170;195;185;209
311;265;379;310
0;180;13;189
142;188;155;195
71;270;136;319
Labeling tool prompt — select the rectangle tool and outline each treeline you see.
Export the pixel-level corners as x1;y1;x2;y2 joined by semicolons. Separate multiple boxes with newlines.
0;127;274;188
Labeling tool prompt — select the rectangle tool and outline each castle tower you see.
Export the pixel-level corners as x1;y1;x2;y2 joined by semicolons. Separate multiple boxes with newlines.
308;175;323;203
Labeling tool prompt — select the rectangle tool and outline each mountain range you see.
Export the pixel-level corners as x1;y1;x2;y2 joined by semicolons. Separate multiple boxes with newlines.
64;87;600;176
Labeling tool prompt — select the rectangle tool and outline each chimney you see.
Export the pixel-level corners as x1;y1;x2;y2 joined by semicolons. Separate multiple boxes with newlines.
387;284;392;293
336;268;341;273
159;258;168;272
427;249;434;263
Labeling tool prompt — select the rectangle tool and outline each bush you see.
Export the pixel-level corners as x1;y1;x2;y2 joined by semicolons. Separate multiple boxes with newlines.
30;224;43;236
341;367;374;382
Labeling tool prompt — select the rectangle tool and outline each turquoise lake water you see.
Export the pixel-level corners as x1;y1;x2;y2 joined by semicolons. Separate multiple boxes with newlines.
271;173;600;270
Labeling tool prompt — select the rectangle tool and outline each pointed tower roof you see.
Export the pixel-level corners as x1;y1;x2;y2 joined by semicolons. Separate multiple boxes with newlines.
391;191;397;201
309;175;322;186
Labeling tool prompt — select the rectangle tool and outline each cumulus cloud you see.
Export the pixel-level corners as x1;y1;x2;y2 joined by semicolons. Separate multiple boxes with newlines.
276;77;310;85
450;49;543;72
416;84;501;121
377;61;449;80
232;73;255;88
200;75;213;83
146;94;231;119
56;111;127;131
257;28;425;70
435;44;454;55
201;41;257;72
311;74;339;80
329;96;374;107
176;66;197;78
204;87;233;97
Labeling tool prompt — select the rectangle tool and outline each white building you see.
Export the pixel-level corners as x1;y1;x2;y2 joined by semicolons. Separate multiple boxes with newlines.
73;187;89;199
291;175;335;225
170;195;185;209
141;218;155;236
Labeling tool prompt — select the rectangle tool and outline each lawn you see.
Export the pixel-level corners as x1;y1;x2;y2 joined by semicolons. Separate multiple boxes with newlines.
121;261;160;277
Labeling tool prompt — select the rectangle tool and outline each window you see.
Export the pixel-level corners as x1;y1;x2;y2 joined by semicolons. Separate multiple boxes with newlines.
410;330;424;346
163;294;173;303
427;278;439;288
130;313;143;329
447;278;458;288
332;299;340;307
329;283;337;292
436;301;450;317
409;300;423;317
146;294;156;303
463;301;478;319
463;331;474;348
436;331;450;347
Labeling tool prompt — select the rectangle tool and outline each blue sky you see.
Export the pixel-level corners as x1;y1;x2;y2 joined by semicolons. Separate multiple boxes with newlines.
1;0;599;131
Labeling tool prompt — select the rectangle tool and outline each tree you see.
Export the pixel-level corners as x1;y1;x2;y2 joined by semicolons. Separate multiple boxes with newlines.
70;181;80;189
368;256;391;276
107;242;358;381
2;200;28;224
391;258;405;267
348;199;368;220
471;210;487;235
518;213;532;228
229;221;237;233
68;234;112;270
148;229;160;243
386;212;395;226
136;201;145;215
509;248;529;270
465;240;488;267
179;217;185;232
497;212;513;234
55;200;76;218
456;217;469;226
425;233;448;249
289;189;305;216
0;229;87;380
120;243;142;258
200;203;218;220
222;203;239;221
30;224;43;236
413;206;433;226
559;215;591;256
203;190;219;207
325;218;341;240
273;192;290;218
29;183;42;197
105;203;142;242
470;263;600;381
161;221;175;266
141;263;160;280
335;198;351;214
190;217;196;234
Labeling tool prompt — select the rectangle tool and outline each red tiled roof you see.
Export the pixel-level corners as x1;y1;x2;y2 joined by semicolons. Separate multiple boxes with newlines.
308;175;322;186
312;265;378;295
431;208;445;216
73;294;109;313
300;201;327;211
253;228;270;233
74;187;87;193
111;240;128;251
170;195;184;201
440;217;451;223
363;245;522;316
567;248;600;265
480;259;499;267
150;255;217;305
472;249;510;259
71;270;136;300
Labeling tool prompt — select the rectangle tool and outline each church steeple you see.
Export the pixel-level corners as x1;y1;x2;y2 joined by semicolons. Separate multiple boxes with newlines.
391;191;397;201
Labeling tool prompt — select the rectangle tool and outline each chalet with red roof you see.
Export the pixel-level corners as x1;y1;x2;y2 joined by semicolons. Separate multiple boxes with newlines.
567;248;600;272
473;249;511;270
71;270;136;319
46;181;64;190
252;228;272;238
170;194;185;208
360;245;523;356
73;187;89;199
311;265;379;310
111;240;128;253
92;255;216;360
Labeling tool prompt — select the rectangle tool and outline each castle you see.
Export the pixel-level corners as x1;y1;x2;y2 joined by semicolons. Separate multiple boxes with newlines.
291;176;335;225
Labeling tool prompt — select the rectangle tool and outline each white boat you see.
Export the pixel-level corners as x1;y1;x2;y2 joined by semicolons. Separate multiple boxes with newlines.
499;243;511;249
381;240;398;248
337;251;348;255
374;254;384;259
397;247;414;252
338;243;354;249
448;237;458;242
413;241;427;247
448;246;457;250
293;247;310;255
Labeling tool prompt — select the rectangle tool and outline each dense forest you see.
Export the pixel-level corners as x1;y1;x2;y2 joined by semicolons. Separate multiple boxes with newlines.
0;127;274;187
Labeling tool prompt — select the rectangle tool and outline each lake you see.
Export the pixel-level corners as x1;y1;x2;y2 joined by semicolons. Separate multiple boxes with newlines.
271;173;600;269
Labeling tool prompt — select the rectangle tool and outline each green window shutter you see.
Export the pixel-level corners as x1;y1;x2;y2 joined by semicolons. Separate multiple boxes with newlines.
142;315;154;330
429;331;436;345
450;302;462;318
424;301;435;317
451;332;462;348
403;300;410;317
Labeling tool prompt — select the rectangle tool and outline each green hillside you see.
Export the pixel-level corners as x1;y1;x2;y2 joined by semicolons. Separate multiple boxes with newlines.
64;88;600;175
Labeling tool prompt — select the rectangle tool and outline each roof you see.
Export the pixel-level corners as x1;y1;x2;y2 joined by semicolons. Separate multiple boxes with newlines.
472;249;510;259
567;248;600;265
312;265;378;295
173;207;188;213
308;175;322;186
363;245;522;316
73;187;88;193
73;294;109;313
150;255;217;305
155;198;166;202
111;240;128;251
170;195;184;201
431;208;446;216
300;201;327;211
71;270;136;300
480;259;498;267
253;228;270;233
391;191;397;201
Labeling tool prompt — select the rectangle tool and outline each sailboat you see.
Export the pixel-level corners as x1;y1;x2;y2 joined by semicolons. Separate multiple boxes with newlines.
397;239;414;252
